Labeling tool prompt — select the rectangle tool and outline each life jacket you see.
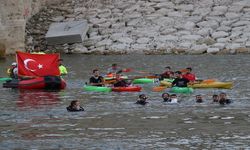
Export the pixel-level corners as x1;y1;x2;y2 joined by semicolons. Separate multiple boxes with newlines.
183;73;196;82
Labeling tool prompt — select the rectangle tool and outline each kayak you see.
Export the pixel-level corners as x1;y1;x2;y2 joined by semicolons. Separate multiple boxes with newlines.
170;87;194;94
161;79;232;89
0;77;12;82
189;81;233;89
2;76;66;89
160;80;172;87
132;78;154;84
83;85;112;92
112;86;142;92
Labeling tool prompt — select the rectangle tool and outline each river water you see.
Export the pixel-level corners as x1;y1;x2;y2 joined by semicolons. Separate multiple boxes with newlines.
0;54;250;149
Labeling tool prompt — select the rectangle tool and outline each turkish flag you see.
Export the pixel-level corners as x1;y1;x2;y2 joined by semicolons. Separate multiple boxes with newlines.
17;51;60;77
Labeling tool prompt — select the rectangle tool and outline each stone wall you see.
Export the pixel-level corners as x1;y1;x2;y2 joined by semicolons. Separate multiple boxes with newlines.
0;0;60;55
5;0;250;54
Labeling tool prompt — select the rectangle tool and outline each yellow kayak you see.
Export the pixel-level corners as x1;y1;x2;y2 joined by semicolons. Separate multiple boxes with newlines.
160;80;172;87
189;81;233;89
160;80;233;89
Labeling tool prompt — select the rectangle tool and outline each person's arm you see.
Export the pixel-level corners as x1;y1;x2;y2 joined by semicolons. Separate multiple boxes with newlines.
172;79;176;87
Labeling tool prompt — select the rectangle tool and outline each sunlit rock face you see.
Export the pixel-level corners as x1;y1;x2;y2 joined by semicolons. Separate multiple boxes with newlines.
2;0;250;54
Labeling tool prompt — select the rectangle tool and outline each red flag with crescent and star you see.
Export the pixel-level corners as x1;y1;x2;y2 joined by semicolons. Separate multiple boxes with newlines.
17;51;60;77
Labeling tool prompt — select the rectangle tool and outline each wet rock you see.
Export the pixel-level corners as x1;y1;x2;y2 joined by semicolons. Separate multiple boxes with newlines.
235;48;250;53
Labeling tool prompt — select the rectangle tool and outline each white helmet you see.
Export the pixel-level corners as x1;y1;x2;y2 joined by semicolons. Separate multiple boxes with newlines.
11;62;17;66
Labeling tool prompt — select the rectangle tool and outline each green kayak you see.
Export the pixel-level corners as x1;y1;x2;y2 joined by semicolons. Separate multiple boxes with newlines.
170;87;194;94
0;77;12;82
132;78;154;84
83;85;112;92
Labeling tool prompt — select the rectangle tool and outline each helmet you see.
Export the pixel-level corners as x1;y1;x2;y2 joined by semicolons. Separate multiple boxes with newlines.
11;62;17;66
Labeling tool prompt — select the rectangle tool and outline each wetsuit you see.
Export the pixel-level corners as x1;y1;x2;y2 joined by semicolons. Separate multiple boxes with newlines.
66;106;84;112
163;98;171;102
172;78;189;87
196;99;203;103
89;76;103;86
114;80;129;87
219;99;231;105
136;100;148;105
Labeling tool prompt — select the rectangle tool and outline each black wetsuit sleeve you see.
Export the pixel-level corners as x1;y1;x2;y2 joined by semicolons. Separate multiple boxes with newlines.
89;77;94;83
172;79;177;86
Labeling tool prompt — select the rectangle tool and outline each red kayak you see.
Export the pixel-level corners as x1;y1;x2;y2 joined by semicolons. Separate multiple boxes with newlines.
112;86;142;92
3;76;66;90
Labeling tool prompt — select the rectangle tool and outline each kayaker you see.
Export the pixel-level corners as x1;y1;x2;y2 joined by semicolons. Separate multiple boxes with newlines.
162;93;171;102
160;66;174;80
66;100;84;112
113;75;130;87
7;62;18;79
170;94;178;103
182;67;196;82
107;63;121;75
32;45;45;54
219;93;231;105
58;59;68;76
136;94;149;105
172;71;189;87
212;94;219;102
195;95;203;103
89;69;104;86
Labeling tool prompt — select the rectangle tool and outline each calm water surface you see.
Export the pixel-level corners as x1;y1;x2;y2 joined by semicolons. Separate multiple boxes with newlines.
0;54;250;149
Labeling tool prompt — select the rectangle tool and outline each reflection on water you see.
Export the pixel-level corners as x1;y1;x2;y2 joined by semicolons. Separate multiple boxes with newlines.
17;90;60;110
0;54;250;149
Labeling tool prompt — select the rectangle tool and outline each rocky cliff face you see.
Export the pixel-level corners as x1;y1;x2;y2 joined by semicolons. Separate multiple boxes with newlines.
0;0;62;55
3;0;250;54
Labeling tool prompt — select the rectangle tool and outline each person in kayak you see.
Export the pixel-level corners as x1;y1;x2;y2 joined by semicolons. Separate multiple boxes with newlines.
67;100;84;112
107;63;121;75
172;71;189;87
219;92;231;105
58;59;68;76
170;94;178;103
89;69;104;86
113;75;130;87
162;93;171;102
195;95;203;103
212;94;219;102
182;67;196;82
7;62;18;79
160;66;174;80
136;94;149;105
